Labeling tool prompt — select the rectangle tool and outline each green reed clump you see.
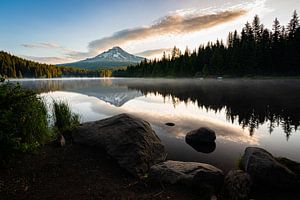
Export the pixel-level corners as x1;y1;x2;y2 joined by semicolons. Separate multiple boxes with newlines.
0;82;50;160
235;155;244;169
53;100;80;135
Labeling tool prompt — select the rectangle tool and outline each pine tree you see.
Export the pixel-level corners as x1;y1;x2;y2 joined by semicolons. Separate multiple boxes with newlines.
287;10;299;38
272;18;281;43
252;15;262;42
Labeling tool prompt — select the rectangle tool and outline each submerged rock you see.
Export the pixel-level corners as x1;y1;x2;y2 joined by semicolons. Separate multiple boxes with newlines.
149;160;224;189
223;170;252;200
186;127;216;143
241;147;298;190
72;113;166;178
165;122;175;127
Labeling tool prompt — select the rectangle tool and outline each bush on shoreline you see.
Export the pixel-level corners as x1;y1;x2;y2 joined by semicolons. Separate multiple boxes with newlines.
0;81;80;164
0;82;50;159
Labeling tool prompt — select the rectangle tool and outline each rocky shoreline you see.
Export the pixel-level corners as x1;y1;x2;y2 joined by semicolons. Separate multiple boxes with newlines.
1;113;300;199
69;113;300;199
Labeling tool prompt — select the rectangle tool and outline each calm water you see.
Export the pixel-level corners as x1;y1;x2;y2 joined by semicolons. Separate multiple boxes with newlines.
12;78;300;172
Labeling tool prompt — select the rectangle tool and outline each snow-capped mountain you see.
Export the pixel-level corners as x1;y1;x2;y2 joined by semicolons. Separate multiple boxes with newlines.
87;46;143;62
61;46;145;70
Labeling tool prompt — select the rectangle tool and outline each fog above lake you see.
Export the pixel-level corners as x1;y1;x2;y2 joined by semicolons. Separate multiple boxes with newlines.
12;78;300;172
14;78;300;138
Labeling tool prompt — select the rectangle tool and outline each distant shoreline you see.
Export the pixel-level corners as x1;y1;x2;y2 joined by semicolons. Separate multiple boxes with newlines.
6;76;300;81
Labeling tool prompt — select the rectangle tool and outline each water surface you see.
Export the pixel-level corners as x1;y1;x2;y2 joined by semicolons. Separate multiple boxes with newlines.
13;78;300;172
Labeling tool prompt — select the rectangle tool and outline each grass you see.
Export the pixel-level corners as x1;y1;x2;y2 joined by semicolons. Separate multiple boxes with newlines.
235;155;244;170
53;100;80;135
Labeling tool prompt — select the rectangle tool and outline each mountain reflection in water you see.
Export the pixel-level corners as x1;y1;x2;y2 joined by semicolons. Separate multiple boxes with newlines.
15;78;300;139
13;78;300;172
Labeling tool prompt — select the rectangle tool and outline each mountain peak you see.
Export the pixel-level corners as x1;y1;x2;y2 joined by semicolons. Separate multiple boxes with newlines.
111;46;122;50
61;46;145;70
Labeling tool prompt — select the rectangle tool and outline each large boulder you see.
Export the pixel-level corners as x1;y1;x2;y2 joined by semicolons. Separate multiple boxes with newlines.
186;127;216;143
223;170;252;200
149;160;224;189
72;113;166;177
240;147;298;190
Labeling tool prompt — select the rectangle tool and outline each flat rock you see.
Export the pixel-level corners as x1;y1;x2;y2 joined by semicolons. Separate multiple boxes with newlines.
186;127;216;143
72;113;166;178
241;147;298;190
149;160;224;189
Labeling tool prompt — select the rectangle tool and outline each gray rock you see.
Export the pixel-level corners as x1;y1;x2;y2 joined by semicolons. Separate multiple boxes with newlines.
223;170;252;200
186;127;216;143
241;147;298;189
72;113;166;177
149;160;224;189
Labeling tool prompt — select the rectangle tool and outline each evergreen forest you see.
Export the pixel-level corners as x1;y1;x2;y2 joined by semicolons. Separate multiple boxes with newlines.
0;51;103;78
117;11;300;77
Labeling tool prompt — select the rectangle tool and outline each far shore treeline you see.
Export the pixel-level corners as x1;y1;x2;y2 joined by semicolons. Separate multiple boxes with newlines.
0;51;112;78
115;11;300;77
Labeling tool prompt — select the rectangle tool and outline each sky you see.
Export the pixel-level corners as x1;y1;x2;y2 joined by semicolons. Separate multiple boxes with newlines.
0;0;299;64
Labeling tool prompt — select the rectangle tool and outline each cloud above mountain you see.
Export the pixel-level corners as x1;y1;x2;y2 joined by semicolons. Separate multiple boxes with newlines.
68;8;247;59
21;7;247;64
21;0;267;64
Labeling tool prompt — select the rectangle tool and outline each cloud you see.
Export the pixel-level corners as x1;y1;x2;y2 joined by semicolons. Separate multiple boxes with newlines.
136;48;173;58
20;55;75;65
21;43;85;62
68;6;248;59
21;42;60;49
20;0;265;64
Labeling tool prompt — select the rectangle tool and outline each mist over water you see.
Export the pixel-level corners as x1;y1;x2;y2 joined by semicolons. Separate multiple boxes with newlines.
13;78;300;172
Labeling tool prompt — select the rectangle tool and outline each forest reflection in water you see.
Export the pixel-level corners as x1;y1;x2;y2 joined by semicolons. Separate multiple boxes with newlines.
13;78;300;171
121;78;300;139
15;78;300;140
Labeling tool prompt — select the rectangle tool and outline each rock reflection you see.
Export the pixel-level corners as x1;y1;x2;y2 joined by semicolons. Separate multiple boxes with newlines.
185;140;216;154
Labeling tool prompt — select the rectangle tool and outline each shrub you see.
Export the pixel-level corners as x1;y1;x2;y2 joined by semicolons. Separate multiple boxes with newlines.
0;82;50;159
53;100;80;135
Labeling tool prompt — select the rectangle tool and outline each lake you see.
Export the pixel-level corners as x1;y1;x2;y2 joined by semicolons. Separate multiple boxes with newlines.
12;78;300;172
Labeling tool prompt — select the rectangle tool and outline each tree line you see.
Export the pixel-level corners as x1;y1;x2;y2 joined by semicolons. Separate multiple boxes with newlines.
0;51;108;78
116;11;300;77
